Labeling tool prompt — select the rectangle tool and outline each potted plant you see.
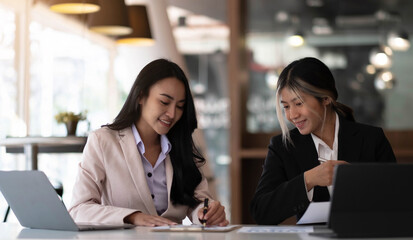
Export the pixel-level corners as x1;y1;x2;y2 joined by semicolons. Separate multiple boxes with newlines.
55;111;87;136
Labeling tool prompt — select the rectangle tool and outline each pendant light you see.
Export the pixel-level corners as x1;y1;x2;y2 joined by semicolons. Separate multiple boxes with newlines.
374;70;396;90
369;45;393;68
88;0;132;36
287;31;305;47
387;30;410;51
117;5;154;46
48;0;100;14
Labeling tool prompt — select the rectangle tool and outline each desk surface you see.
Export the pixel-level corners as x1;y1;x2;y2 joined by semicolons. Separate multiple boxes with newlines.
0;223;407;240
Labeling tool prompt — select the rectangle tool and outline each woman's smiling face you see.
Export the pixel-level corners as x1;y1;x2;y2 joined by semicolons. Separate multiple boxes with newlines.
280;87;325;136
137;77;186;136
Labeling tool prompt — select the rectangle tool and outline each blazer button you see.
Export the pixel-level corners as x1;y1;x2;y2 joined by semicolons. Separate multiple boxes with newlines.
147;172;152;177
151;194;154;199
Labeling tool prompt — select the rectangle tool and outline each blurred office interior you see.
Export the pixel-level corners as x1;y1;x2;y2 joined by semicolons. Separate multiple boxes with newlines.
0;0;413;224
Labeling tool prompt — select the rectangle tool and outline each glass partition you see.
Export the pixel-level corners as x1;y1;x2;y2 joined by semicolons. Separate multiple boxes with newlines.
245;0;413;132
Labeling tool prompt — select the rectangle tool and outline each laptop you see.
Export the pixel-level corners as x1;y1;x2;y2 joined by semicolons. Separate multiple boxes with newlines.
312;163;413;238
0;170;135;231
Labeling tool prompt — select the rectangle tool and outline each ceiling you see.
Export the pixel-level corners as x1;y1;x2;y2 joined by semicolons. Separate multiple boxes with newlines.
167;0;413;36
167;0;227;24
35;0;413;37
248;0;413;35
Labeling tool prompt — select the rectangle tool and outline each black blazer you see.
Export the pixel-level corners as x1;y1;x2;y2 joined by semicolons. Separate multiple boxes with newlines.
250;116;396;225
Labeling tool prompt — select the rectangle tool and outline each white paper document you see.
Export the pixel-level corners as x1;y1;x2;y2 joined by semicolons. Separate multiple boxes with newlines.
296;201;330;225
238;226;314;233
152;224;240;232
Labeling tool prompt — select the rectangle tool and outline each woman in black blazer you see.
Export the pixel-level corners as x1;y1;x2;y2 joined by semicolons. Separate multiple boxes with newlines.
250;57;396;225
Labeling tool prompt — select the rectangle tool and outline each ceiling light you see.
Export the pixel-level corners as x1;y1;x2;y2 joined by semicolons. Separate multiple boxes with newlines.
49;0;100;14
287;32;305;47
88;0;132;36
374;71;396;90
365;64;376;75
387;30;410;51
369;46;392;68
266;70;279;90
117;5;154;46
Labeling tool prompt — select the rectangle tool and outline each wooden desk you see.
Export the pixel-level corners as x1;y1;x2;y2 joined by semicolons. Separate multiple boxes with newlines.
1;223;402;240
0;136;87;170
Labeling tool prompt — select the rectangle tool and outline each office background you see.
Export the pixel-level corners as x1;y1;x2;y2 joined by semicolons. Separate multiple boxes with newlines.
0;0;413;225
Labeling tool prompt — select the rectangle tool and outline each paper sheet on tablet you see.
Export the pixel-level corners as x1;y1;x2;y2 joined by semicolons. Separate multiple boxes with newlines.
297;201;330;224
238;226;314;233
152;224;240;232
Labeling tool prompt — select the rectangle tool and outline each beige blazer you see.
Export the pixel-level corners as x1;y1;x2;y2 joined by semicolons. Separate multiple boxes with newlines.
68;126;212;225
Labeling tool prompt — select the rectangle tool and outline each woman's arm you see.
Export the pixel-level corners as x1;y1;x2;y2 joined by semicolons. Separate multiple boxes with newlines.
187;165;229;226
68;131;137;224
123;211;177;226
375;128;396;163
250;136;310;225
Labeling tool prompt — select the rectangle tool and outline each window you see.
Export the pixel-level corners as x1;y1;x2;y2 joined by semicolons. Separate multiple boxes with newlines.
29;22;111;136
27;21;113;205
0;5;20;138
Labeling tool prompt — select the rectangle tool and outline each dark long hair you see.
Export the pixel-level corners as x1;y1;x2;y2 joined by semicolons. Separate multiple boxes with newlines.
275;57;355;145
105;58;204;208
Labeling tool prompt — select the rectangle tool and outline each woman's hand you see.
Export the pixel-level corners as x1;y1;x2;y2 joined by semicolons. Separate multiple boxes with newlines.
198;201;229;226
304;160;348;190
124;212;177;226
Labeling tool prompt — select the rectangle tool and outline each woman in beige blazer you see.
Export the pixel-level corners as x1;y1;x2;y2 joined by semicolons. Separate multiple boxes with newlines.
69;59;228;227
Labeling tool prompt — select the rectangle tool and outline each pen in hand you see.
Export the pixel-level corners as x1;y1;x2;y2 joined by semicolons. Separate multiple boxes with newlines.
201;198;209;227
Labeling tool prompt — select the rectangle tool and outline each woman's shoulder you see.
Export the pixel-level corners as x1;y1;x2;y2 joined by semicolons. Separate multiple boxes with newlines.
339;119;388;143
343;119;384;134
91;126;117;136
269;128;302;149
88;126;129;142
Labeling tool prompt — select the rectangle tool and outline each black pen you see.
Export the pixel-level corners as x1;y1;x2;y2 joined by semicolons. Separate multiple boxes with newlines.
201;198;209;227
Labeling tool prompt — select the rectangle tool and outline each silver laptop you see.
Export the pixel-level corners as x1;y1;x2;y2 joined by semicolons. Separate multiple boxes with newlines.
0;170;135;231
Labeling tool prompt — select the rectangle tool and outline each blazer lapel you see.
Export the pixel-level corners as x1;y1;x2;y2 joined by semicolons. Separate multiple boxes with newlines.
118;127;157;215
293;133;319;172
338;117;362;163
293;130;330;201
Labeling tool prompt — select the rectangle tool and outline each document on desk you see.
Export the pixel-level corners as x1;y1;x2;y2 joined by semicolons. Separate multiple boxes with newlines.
152;224;240;232
297;201;330;225
238;226;314;233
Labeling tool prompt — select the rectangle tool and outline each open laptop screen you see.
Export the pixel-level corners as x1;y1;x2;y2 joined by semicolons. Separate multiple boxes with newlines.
328;163;413;238
0;170;134;231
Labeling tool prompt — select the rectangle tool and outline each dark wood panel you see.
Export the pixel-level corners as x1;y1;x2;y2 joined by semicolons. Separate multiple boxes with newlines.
385;130;413;163
228;0;247;224
241;158;264;224
242;132;276;149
